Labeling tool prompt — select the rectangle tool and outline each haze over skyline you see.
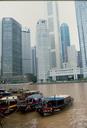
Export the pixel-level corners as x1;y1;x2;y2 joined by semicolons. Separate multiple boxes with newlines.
0;1;79;50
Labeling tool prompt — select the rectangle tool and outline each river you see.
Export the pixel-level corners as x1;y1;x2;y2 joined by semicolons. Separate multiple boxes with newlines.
2;82;87;128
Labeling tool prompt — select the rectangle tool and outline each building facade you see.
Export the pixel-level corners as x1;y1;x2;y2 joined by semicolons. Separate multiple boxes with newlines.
36;19;50;82
47;1;62;69
77;51;82;68
75;1;87;77
49;67;82;81
67;45;78;68
32;46;37;76
22;27;32;75
2;17;22;76
60;23;70;65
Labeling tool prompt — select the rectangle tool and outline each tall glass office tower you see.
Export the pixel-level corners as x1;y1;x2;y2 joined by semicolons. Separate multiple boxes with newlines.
36;19;50;82
22;27;32;75
60;23;70;63
75;1;87;68
47;1;62;69
2;17;22;76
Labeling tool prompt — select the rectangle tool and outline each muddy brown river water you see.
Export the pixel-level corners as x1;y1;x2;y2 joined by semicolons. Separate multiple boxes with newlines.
2;83;87;128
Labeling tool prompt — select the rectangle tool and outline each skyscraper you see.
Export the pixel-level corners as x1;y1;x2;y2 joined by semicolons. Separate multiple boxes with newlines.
32;46;37;76
75;1;87;69
36;19;50;82
22;27;32;75
60;23;70;64
47;1;62;69
2;17;22;76
67;45;77;68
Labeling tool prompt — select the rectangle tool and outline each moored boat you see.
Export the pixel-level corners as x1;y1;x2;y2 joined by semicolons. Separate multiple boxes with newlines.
0;89;11;98
36;95;73;116
0;96;18;115
17;93;43;112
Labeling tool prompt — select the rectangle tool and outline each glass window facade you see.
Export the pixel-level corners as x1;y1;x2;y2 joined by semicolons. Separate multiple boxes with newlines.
47;1;53;15
49;34;55;49
36;20;50;82
48;17;54;32
75;1;87;68
51;51;56;68
60;23;70;63
2;18;22;76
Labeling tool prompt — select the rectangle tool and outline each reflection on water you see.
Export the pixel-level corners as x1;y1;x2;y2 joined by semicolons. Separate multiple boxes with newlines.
3;83;87;128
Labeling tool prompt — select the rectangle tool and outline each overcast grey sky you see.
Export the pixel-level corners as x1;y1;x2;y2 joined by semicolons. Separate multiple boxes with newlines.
0;1;79;50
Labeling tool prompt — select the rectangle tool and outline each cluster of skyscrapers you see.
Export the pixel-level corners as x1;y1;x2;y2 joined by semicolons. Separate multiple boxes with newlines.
0;1;87;83
0;17;33;81
36;1;87;82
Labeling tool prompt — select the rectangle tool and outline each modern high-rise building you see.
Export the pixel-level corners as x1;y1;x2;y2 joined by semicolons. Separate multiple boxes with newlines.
47;1;62;69
75;1;87;74
67;45;78;68
22;27;32;75
2;17;22;76
60;23;70;64
32;46;37;76
36;19;50;82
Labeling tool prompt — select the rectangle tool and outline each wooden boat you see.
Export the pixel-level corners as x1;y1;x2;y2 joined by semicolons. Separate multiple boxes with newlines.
36;95;73;116
0;96;18;115
17;94;43;112
0;89;11;98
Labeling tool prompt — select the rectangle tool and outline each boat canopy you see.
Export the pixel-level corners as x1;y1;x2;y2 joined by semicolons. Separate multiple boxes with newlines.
58;95;70;98
0;96;17;101
43;96;64;102
26;94;43;100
